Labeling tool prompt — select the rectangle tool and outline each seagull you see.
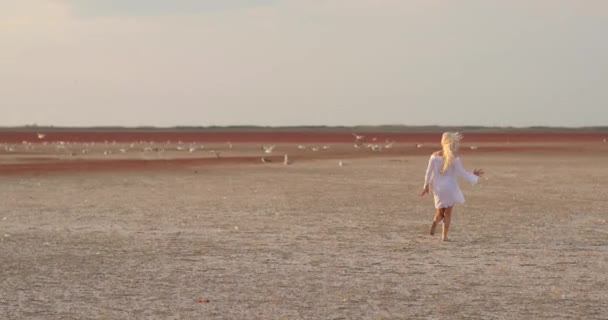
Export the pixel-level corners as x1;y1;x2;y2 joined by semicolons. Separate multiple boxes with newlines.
370;144;382;152
262;145;276;154
322;145;330;150
352;133;365;141
37;133;46;139
384;140;395;149
189;146;197;153
469;146;478;150
416;144;424;148
311;147;319;152
297;145;306;150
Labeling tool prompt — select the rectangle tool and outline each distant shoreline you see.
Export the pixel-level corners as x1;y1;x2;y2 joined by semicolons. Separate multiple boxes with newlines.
1;125;607;133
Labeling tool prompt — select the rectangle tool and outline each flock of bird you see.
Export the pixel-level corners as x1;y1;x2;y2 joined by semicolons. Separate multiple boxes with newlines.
1;132;606;167
0;138;226;158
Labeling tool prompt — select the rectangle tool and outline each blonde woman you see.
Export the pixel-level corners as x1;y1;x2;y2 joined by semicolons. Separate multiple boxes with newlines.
420;132;484;241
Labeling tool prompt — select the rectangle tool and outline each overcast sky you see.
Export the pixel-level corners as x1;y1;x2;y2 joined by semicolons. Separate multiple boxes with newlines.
1;0;607;127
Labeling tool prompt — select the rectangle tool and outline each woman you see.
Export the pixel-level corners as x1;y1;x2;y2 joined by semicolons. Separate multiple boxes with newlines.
420;132;484;241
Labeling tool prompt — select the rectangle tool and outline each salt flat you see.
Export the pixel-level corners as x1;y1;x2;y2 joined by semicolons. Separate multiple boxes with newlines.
1;151;607;319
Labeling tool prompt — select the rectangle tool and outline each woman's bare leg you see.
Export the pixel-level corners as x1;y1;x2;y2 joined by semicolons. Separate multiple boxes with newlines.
442;206;454;241
430;208;445;235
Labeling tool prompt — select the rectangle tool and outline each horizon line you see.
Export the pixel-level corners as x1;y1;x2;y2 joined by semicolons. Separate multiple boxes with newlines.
1;124;607;132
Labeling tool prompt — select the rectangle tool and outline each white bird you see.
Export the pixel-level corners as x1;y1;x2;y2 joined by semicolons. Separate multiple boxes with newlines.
262;145;276;154
384;140;395;149
311;147;319;152
416;144;424;148
370;144;382;152
189;146;197;153
37;133;46;139
352;133;365;141
322;145;330;150
297;145;306;150
469;146;478;150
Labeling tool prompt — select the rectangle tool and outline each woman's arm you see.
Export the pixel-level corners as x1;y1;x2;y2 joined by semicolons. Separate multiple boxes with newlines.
420;156;434;196
454;157;481;185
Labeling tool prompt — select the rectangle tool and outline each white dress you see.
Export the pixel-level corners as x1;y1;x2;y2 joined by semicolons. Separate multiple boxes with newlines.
424;155;479;209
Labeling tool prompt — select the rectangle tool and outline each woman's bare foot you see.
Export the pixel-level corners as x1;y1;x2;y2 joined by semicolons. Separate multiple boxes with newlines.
442;237;449;242
429;222;437;235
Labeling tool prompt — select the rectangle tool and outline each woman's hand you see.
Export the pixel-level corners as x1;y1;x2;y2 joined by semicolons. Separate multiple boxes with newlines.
420;185;430;197
473;168;484;177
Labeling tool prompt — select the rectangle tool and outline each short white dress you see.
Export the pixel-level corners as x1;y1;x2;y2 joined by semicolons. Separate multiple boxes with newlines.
424;154;479;209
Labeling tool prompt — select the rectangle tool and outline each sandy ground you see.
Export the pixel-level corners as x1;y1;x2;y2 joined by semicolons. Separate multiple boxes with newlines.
1;136;607;319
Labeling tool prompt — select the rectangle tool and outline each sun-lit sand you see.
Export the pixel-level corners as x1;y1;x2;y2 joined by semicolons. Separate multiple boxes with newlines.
1;130;607;319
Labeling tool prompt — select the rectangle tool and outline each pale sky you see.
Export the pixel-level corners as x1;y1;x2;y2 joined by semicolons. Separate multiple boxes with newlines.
1;0;607;127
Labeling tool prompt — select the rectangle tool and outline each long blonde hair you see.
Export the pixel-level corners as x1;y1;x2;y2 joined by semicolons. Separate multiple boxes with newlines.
440;132;462;174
